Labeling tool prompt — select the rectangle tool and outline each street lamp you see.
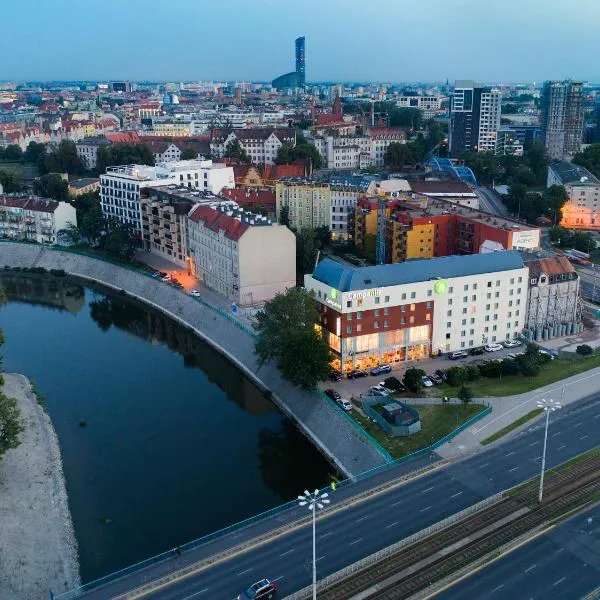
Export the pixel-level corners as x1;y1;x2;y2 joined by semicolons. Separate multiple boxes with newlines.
298;489;330;600
536;398;561;503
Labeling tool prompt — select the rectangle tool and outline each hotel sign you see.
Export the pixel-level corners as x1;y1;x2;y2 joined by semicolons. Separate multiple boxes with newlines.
347;289;382;300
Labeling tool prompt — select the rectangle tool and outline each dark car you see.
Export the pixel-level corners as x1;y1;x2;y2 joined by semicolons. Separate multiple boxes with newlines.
239;578;278;599
328;369;342;382
370;364;392;376
347;370;368;379
430;373;443;385
434;369;447;381
469;347;485;356
324;388;341;401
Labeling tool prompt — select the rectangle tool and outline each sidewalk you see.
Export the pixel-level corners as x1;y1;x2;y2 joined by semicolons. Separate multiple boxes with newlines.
435;365;600;459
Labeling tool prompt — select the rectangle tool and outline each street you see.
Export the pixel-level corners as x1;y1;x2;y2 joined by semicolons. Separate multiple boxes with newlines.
476;187;508;217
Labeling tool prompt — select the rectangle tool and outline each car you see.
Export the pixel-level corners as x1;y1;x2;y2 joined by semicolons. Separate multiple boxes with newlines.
421;376;434;387
539;350;556;361
161;275;172;282
370;364;392;376
239;578;278;599
189;289;201;297
430;373;443;385
469;347;485;356
328;369;342;382
324;388;341;401
336;398;353;411
503;339;522;348
434;369;447;381
347;370;368;379
484;343;504;352
449;351;468;360
369;385;390;396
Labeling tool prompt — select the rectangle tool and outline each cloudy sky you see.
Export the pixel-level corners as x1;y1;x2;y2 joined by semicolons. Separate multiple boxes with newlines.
3;0;599;83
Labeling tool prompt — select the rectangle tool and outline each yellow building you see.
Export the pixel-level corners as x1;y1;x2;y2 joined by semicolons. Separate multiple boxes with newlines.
406;223;435;258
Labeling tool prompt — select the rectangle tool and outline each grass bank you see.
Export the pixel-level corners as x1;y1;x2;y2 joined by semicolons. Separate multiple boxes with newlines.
481;408;544;446
350;403;485;460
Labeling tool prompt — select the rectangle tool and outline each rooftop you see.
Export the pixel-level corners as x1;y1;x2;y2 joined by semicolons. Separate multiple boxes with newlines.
311;251;525;292
549;161;600;185
0;195;59;213
188;203;274;241
69;177;99;189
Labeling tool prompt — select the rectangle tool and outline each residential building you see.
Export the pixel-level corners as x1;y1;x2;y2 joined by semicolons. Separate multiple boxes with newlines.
540;81;584;159
495;129;524;156
232;162;307;187
220;188;276;219
408;180;480;208
305;252;528;372
523;255;582;341
76;136;111;170
547;160;599;187
210;128;296;166
367;127;408;167
68;177;100;197
560;180;600;230
187;203;295;305
396;96;444;111
0;195;76;244
449;81;501;157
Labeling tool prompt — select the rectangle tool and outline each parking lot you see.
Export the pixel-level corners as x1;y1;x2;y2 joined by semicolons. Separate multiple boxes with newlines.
320;343;529;400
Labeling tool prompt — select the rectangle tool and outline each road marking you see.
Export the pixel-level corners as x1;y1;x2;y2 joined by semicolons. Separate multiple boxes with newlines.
580;435;589;440
529;440;540;446
509;466;519;472
479;462;489;469
553;577;567;586
555;547;565;554
316;555;326;562
350;538;363;546
491;584;505;593
390;499;403;507
237;568;253;576
181;589;208;600
272;576;285;582
356;515;369;523
451;491;463;499
385;521;399;529
279;549;295;557
533;456;542;462
505;451;516;457
422;486;435;494
319;531;334;540
420;506;432;512
551;432;561;437
524;564;537;573
558;444;567;451
573;422;583;428
594;414;600;419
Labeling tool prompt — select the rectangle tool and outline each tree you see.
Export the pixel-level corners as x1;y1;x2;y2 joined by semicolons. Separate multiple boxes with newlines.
523;140;549;186
96;143;155;174
2;145;23;161
576;344;593;356
224;139;250;163
520;359;540;377
388;107;421;131
102;219;137;261
59;222;83;245
573;143;600;179
0;169;22;192
42;140;85;175
23;141;46;164
383;376;402;391
384;142;414;169
445;366;466;387
544;185;568;224
278;205;290;228
403;367;426;393
296;227;318;281
458;386;473;404
0;393;24;459
254;287;332;390
179;148;197;160
33;173;69;200
276;138;322;169
464;365;480;382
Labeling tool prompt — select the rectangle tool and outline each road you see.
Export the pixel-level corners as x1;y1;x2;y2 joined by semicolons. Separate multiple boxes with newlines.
477;187;508;216
435;502;600;600
77;393;600;600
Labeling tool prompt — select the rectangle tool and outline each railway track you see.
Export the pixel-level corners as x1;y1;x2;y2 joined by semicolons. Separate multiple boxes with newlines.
312;453;600;600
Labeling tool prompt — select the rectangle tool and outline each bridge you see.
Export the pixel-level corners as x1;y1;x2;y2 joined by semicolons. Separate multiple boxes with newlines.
56;392;600;599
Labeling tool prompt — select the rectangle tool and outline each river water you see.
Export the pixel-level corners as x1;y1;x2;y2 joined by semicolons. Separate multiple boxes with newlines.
0;272;332;582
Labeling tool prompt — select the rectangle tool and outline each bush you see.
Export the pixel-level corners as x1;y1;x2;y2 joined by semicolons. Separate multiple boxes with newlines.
383;376;402;391
446;366;466;387
479;360;502;378
403;367;426;393
520;359;540;377
458;385;474;404
576;344;593;356
49;269;66;277
464;365;480;382
501;359;520;375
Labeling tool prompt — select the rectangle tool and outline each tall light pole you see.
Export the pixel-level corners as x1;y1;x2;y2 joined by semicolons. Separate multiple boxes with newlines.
536;398;561;503
298;489;330;600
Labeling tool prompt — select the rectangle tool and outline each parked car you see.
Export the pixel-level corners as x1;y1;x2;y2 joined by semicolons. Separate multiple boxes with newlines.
239;578;278;599
539;350;556;360
328;369;342;382
449;351;468;360
434;369;447;381
324;389;341;401
347;370;368;379
430;373;444;385
336;398;353;412
421;376;434;387
189;289;201;297
484;343;504;352
161;275;172;282
370;364;392;376
469;347;485;356
503;339;522;348
369;385;390;396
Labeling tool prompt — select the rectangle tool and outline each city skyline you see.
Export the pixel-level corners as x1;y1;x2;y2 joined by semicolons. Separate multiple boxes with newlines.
3;0;600;82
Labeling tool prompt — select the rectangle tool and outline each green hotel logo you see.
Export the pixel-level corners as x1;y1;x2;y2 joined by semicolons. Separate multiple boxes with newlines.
331;288;338;299
434;279;448;295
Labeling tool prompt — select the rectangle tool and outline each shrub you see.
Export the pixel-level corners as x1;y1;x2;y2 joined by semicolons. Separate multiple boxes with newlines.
403;367;426;393
520;359;540;377
458;385;474;404
464;365;480;382
446;366;466;387
501;359;520;375
383;376;402;391
479;360;502;378
576;344;593;356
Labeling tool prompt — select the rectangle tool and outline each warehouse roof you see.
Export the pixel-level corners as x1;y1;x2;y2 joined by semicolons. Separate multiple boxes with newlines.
311;251;525;292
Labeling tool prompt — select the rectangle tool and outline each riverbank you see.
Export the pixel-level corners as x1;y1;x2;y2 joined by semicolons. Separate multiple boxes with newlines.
0;373;80;599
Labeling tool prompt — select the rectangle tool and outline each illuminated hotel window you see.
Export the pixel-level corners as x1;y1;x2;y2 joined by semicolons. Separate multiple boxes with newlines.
357;324;362;332
426;313;431;320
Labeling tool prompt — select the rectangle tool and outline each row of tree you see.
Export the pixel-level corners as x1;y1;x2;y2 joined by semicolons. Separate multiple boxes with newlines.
548;225;597;253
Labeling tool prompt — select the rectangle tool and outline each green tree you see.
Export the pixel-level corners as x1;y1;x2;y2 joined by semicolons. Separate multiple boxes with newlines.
388;107;421;130
2;145;23;161
42;140;85;175
96;143;155;174
573;143;600;179
383;376;402;391
59;222;83;245
549;225;571;246
523;140;549;186
102;219;137;261
276;138;322;169
33;173;69;200
403;367;426;393
464;365;480;382
544;185;568;224
296;227;318;281
0;393;24;460
458;385;473;404
279;205;290;228
224;139;250;163
502;103;519;114
576;344;593;356
384;142;414;168
23;141;46;164
179;148;197;160
0;169;22;192
445;366;466;387
254;287;331;390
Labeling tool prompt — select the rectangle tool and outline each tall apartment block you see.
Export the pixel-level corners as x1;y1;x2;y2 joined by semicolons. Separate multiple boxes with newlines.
449;81;501;158
540;80;584;159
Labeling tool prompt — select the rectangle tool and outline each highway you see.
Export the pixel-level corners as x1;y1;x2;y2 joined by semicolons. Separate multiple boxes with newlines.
435;502;600;600
77;393;600;600
477;187;508;217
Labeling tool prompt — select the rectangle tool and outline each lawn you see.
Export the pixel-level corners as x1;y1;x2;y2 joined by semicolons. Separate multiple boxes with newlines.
430;355;600;398
350;403;486;460
0;160;39;180
481;408;544;445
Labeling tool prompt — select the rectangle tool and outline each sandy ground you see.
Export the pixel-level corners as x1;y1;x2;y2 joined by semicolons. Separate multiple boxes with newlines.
0;373;80;599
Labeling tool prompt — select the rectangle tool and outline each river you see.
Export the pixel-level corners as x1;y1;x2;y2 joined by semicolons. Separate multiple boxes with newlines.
0;271;332;583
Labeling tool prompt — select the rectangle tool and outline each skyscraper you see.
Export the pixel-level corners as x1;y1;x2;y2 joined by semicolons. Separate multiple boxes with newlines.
272;36;306;90
540;80;584;159
449;80;501;158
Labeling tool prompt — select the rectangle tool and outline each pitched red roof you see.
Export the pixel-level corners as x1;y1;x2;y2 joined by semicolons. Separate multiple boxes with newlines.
367;127;407;139
188;205;249;241
262;162;307;182
220;188;275;212
106;131;141;143
0;195;58;213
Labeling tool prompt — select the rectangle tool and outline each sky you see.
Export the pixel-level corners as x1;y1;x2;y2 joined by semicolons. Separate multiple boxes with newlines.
3;0;600;83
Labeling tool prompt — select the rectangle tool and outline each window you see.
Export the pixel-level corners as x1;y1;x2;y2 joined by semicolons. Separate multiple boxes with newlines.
346;326;352;333
374;309;380;317
385;295;390;302
401;317;406;324
492;325;497;332
357;311;363;319
375;297;380;305
357;324;362;332
494;303;499;309
410;304;415;311
487;281;492;288
462;319;466;325
472;295;476;301
346;300;352;308
461;342;466;348
469;339;474;346
510;278;514;285
495;292;500;298
470;329;474;335
411;292;416;299
347;314;352;321
401;305;406;312
486;304;490;311
384;307;389;315
484;326;489;332
518;277;522;283
426;301;432;308
401;293;407;300
463;296;468;302
492;336;497;342
410;316;415;324
470;318;475;324
509;300;513;307
374;321;379;329
464;284;468;291
485;315;490;322
449;286;454;293
509;289;514;296
462;308;467;314
427;289;432;297
473;283;478;290
496;280;500;287
384;320;389;328
493;314;498;320
461;330;466;337
446;322;451;328
426;313;431;321
446;333;451;339
448;298;453;305
487;293;491;299
447;310;452;316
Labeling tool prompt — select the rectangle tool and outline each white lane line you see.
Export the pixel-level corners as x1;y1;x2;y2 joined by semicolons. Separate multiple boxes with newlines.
237;568;253;576
555;547;565;554
524;564;537;573
573;422;583;428
551;432;561;437
580;434;589;440
491;584;505;593
390;500;402;507
385;521;400;529
422;486;435;494
319;531;334;540
505;451;516;457
529;440;540;446
451;491;463;499
356;515;369;523
181;589;208;600
558;444;567;451
272;576;285;582
509;466;519;472
479;462;490;469
350;538;363;546
553;577;567;587
533;455;542;462
420;506;432;512
315;555;326;562
279;549;295;557
595;414;600;419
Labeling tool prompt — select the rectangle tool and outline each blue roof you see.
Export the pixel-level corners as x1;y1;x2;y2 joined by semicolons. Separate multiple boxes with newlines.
425;157;478;185
312;252;525;292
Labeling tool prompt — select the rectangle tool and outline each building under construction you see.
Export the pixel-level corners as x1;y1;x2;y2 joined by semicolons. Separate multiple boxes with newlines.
522;255;583;341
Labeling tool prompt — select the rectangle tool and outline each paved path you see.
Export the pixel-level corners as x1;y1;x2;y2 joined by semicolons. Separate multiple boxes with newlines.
0;243;389;476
